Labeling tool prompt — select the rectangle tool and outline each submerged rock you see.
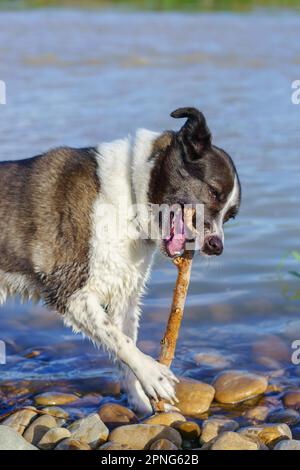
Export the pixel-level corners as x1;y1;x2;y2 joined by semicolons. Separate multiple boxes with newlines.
244;406;271;423
68;413;109;449
109;424;182;450
172;421;201;440
283;390;300;409
34;392;78;406
213;370;268;404
98;403;137;430
0;425;38;450
267;409;300;426
175;378;215;416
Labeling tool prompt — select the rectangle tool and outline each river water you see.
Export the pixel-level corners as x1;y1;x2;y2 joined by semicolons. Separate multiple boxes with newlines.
0;8;300;419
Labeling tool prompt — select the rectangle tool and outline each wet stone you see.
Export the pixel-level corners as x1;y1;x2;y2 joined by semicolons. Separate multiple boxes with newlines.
274;439;300;450
0;425;38;450
23;414;58;446
99;441;133;450
267;408;300;426
109;424;182;450
200;417;239;444
244;406;271;423
143;411;185;427
213;370;268;404
41;406;69;420
68;413;109;449
38;427;71;450
34;392;78;406
98;403;137;430
283;390;300;410
2;407;38;435
55;438;91;450
175;378;215;416
172;421;201;440
194;351;232;369
150;439;178;450
238;423;292;447
210;431;259;451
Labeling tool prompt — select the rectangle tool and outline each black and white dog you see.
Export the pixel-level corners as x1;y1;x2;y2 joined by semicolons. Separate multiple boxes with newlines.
0;107;241;414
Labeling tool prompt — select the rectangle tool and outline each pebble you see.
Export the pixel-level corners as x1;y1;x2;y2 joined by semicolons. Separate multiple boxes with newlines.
172;421;201;440
213;370;268;404
41;407;69;420
200;417;239;444
210;431;259;450
23;415;58;446
194;351;231;369
238;423;292;447
34;392;78;406
283;390;300;409
0;425;38;450
175;378;215;416
143;411;186;426
274;439;300;450
150;439;178;450
244;406;271;423
55;438;91;450
267;409;300;426
109;424;182;450
252;335;290;363
38;427;71;450
2;407;38;435
68;413;109;449
98;403;137;430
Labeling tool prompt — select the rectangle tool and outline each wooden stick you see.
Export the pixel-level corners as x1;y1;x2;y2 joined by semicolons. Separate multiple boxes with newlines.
154;249;194;412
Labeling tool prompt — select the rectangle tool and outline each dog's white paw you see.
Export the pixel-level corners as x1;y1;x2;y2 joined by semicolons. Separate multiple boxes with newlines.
133;353;179;405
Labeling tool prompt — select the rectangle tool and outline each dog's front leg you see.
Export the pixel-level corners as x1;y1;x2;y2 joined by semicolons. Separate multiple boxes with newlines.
64;290;178;408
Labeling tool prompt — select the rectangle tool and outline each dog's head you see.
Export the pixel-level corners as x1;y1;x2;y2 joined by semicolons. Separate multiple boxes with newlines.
148;107;241;258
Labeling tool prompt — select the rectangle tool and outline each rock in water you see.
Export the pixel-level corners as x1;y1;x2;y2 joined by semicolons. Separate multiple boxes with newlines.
143;411;185;426
109;424;182;450
23;415;58;446
55;438;91;450
213;370;268;404
2;407;38;435
200;417;239;444
274;439;300;450
238;423;292;447
68;413;109;449
175;378;215;416
211;431;259;450
150;439;178;450
0;425;38;450
34;392;78;406
283;390;300;409
98;403;137;430
38;427;71;450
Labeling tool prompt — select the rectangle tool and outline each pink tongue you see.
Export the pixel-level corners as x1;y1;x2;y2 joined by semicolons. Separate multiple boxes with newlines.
166;211;185;257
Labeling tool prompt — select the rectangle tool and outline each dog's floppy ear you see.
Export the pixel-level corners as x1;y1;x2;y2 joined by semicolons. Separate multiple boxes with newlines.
171;107;211;160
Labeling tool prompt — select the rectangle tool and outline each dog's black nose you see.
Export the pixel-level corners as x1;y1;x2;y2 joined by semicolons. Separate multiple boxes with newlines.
204;235;223;256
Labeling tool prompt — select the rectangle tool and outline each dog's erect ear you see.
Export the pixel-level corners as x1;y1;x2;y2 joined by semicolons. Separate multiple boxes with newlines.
171;107;211;160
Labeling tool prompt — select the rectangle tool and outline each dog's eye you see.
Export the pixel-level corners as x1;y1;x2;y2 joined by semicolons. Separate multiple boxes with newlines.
208;187;220;202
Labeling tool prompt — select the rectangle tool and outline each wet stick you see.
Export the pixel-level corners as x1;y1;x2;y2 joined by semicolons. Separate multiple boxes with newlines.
154;249;194;412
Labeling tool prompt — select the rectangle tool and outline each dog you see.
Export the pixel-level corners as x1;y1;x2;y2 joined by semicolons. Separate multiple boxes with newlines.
0;107;241;415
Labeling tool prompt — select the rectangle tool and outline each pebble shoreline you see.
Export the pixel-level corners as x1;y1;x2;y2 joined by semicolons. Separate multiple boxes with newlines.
1;368;300;451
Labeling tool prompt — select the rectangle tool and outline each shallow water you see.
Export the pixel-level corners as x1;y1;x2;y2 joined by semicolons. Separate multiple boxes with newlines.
0;8;300;419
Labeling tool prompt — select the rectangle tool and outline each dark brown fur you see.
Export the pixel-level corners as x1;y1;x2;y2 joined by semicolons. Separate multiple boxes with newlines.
0;147;100;313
